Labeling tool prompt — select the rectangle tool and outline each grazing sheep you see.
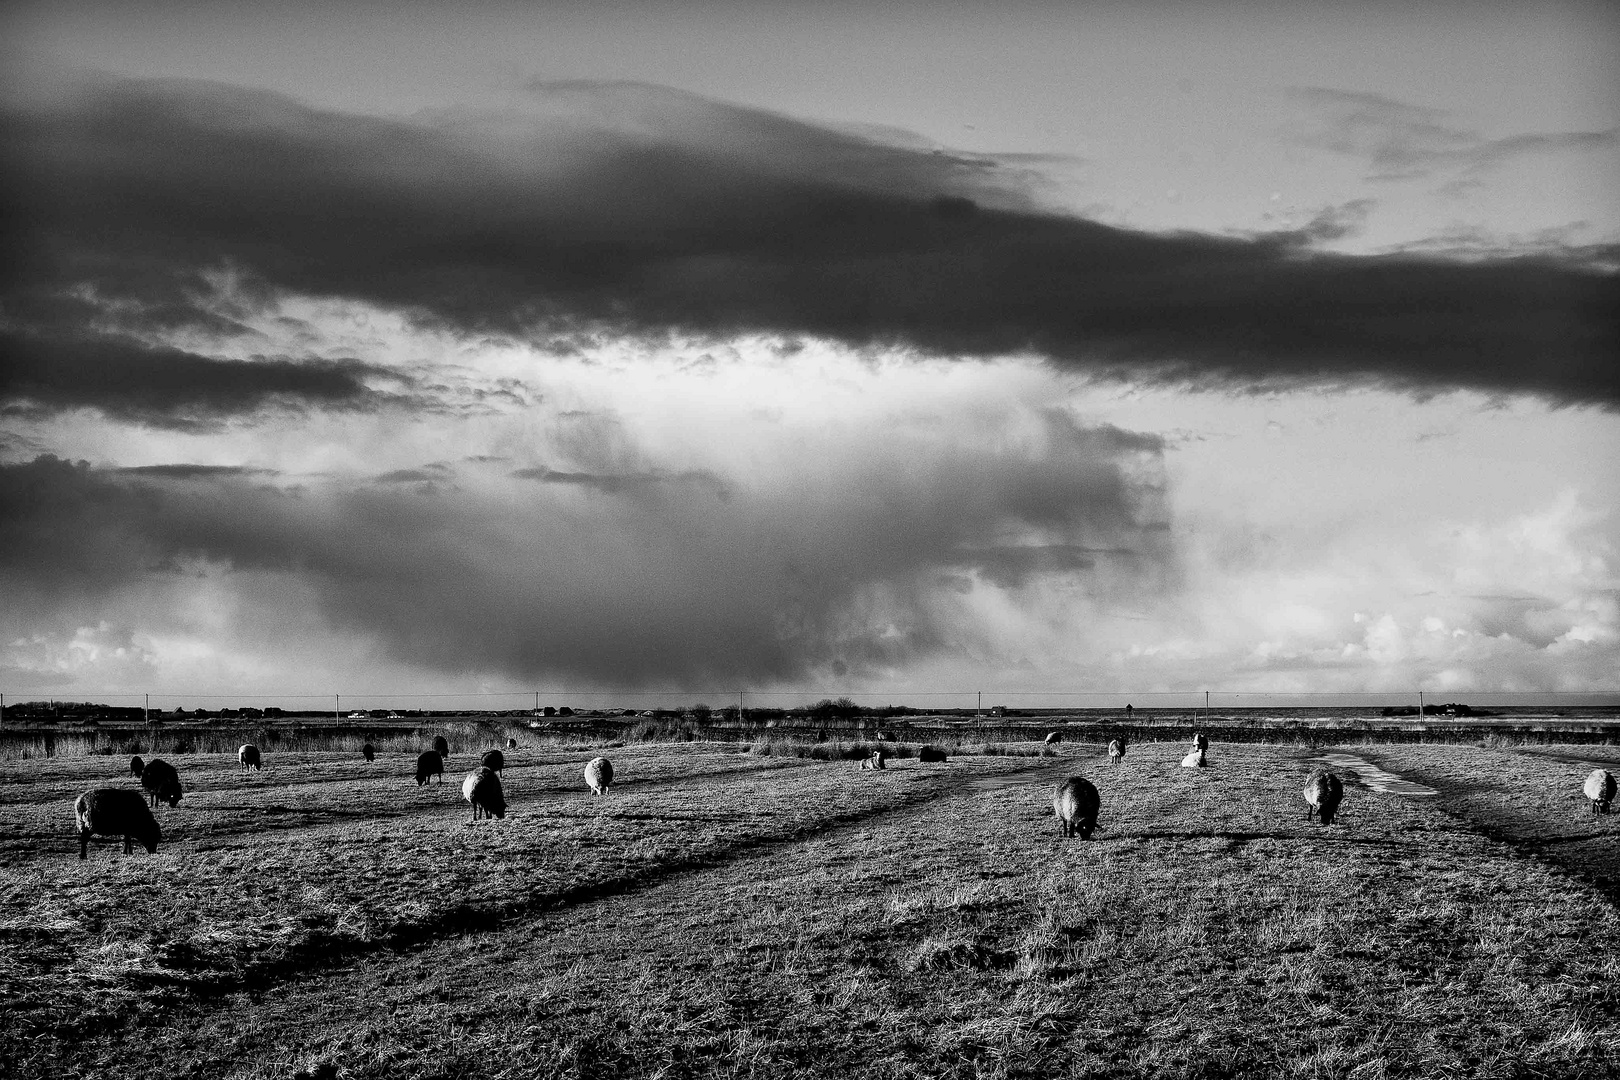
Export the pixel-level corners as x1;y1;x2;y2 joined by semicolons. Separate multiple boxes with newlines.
462;767;507;820
918;746;949;763
129;755;144;779
362;742;375;762
506;737;518;750
74;788;162;860
860;750;887;771
1584;769;1617;815
1107;737;1128;767
584;756;614;795
415;750;445;786
1303;769;1345;825
480;749;505;775
1053;777;1101;839
140;758;183;807
1180;747;1207;768
238;744;262;772
1044;732;1062;746
1192;733;1209;752
433;735;450;759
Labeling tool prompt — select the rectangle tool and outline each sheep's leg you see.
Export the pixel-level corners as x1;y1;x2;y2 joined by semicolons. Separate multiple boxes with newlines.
125;835;133;854
79;832;89;860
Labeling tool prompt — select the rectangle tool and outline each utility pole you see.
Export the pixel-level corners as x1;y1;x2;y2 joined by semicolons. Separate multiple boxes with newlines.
335;694;341;721
534;690;540;717
977;690;982;717
144;693;149;724
1205;690;1210;719
1418;689;1424;716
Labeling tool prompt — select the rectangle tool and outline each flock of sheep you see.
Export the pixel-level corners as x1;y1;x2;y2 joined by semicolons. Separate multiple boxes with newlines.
68;732;1620;859
1049;732;1616;840
73;737;620;860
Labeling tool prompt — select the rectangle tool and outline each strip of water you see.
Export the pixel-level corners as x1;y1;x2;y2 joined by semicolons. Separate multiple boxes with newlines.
1316;751;1438;797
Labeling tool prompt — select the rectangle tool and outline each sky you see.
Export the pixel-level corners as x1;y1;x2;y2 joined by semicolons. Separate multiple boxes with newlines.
1;0;1617;708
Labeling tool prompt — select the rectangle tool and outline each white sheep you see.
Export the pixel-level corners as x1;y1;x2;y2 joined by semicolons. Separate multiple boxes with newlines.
584;756;614;795
1044;732;1062;746
75;788;162;860
1303;769;1344;825
1180;747;1207;768
1052;777;1100;839
1107;737;1127;766
1584;769;1616;815
462;767;507;820
238;744;262;772
860;750;887;770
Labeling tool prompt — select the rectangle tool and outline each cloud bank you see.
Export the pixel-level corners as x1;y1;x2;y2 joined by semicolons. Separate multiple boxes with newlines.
0;402;1174;688
3;75;1615;410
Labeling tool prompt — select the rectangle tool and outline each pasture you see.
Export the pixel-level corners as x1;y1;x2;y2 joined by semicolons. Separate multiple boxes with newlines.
1;739;1617;1078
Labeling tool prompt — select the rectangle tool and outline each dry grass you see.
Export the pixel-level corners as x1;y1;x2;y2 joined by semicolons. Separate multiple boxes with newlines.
3;741;1617;1079
0;741;1031;1046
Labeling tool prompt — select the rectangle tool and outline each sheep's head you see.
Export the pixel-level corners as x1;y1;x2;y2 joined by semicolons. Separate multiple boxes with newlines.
139;820;163;853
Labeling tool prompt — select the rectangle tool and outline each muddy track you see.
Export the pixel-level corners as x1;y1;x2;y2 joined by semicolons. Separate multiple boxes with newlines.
1357;748;1620;908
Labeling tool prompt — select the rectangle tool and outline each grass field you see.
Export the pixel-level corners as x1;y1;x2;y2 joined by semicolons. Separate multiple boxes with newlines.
2;739;1616;1078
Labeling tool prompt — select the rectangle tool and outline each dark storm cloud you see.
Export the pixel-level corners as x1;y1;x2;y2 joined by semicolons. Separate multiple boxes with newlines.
117;463;276;479
4;75;1615;405
0;423;1170;686
0;328;397;426
511;466;733;500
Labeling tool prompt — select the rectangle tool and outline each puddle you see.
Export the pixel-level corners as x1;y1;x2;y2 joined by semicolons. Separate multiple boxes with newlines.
1316;752;1438;797
964;763;1075;794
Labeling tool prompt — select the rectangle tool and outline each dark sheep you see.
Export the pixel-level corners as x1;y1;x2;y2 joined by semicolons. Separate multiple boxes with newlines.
362;742;376;762
481;749;505;774
918;746;948;763
1044;732;1062;745
129;755;144;778
1053;777;1101;839
75;788;162;860
415;750;445;786
140;758;183;808
1107;737;1128;766
860;750;887;770
463;767;507;820
1304;769;1345;825
433;735;451;758
506;737;518;750
238;744;262;772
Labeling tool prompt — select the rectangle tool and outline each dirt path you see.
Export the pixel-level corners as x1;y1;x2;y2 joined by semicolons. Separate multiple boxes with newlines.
1358;745;1620;906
